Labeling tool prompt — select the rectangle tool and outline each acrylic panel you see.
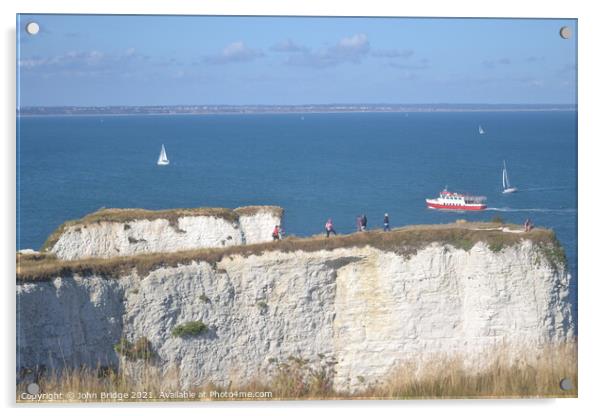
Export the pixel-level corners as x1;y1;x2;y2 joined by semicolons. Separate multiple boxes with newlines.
16;14;577;402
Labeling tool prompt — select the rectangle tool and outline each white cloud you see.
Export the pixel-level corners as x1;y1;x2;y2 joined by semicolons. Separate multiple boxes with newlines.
204;41;264;64
18;49;150;78
270;39;308;53
285;33;370;68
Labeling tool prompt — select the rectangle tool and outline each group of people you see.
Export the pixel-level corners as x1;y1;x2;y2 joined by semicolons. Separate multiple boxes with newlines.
274;214;535;241
326;213;391;238
271;213;392;241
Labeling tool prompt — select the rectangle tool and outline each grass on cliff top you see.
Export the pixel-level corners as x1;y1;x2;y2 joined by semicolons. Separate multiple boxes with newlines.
17;222;561;282
40;205;284;252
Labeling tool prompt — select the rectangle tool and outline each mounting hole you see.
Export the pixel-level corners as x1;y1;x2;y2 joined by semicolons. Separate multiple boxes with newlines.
559;26;571;40
27;382;40;394
26;22;40;35
559;378;574;391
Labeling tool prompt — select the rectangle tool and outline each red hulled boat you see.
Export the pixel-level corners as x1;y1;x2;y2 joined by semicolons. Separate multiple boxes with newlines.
426;188;487;211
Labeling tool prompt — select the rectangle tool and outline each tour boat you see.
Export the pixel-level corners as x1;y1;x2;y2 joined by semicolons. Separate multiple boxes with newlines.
502;160;518;193
426;188;487;211
157;144;170;166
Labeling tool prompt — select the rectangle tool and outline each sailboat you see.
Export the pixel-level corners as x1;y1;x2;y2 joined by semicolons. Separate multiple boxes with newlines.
502;160;518;193
157;144;170;166
478;125;485;135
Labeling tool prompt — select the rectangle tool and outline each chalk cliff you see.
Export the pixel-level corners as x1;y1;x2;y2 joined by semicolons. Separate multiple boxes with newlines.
43;206;283;260
17;223;574;392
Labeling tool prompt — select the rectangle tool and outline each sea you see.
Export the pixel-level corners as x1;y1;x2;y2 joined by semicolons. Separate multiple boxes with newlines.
17;111;577;321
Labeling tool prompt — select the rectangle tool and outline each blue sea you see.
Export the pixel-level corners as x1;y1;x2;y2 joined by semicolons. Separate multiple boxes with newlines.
17;111;577;319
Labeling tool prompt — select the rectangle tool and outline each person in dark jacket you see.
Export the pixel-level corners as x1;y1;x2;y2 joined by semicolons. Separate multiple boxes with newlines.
383;213;390;231
360;214;367;231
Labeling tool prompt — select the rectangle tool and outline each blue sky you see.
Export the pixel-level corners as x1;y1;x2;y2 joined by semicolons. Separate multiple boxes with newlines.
17;15;577;106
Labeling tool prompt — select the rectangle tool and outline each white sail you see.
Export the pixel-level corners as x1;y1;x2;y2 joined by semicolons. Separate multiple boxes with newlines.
478;125;485;135
502;160;517;193
157;144;169;165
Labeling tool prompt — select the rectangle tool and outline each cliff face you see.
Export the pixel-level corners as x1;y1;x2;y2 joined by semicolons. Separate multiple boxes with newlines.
17;230;574;392
45;206;283;260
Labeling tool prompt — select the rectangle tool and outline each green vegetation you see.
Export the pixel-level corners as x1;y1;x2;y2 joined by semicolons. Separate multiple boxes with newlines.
256;301;268;310
113;337;154;361
450;237;474;252
487;234;508;252
40;205;283;252
17;222;559;282
171;320;208;338
537;234;568;272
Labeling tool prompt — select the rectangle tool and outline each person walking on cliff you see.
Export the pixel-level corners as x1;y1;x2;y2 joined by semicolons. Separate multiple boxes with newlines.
383;213;390;232
272;225;281;241
325;218;337;237
356;215;362;232
360;214;368;231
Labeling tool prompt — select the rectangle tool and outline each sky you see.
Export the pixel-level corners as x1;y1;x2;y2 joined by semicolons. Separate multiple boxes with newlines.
16;15;577;106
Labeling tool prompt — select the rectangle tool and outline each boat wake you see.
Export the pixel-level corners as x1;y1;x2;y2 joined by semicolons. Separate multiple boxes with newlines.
518;186;574;192
486;207;576;214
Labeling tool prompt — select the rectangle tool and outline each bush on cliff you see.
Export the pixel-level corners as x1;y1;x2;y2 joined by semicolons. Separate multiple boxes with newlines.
113;337;154;361
172;320;208;338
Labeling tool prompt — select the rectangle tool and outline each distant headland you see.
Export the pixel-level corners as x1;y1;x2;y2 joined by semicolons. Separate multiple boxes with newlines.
17;103;576;116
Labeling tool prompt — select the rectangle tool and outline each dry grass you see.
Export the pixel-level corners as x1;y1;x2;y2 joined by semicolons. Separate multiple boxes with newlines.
40;205;283;252
16;342;577;402
233;205;284;217
17;222;562;282
363;342;577;399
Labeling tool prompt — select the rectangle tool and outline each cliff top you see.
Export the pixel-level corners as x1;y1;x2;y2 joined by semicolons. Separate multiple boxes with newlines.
40;205;285;251
18;221;564;282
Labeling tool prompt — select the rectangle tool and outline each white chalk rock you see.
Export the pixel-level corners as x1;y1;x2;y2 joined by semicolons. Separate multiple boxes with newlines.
17;239;574;392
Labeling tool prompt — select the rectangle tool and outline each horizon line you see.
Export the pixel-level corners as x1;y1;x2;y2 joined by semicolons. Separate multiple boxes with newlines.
19;103;576;108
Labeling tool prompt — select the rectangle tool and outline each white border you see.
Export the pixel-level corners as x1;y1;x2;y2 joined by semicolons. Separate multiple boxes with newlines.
3;1;601;415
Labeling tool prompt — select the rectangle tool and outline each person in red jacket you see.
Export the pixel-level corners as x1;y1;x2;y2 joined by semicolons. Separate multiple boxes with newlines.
272;225;280;241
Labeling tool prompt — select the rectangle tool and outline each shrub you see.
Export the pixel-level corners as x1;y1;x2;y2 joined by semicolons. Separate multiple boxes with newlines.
114;337;153;361
538;238;567;272
172;320;208;338
450;238;474;251
488;241;505;252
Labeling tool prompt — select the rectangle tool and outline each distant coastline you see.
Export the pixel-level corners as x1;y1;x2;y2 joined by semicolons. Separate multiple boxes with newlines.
17;103;576;117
